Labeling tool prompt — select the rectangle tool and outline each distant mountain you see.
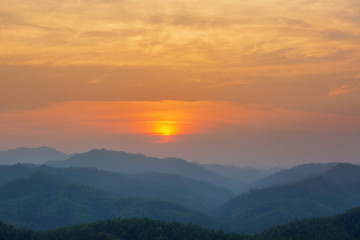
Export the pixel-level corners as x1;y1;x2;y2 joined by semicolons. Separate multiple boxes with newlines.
260;167;283;176
40;166;235;211
201;164;268;184
0;172;217;230
47;149;243;192
0;147;70;165
0;164;234;212
322;163;360;184
0;164;39;185
214;176;360;234
134;172;235;210
249;162;338;189
263;207;360;240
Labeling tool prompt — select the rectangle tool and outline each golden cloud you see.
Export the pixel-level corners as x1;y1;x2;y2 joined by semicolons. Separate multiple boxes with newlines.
329;84;358;96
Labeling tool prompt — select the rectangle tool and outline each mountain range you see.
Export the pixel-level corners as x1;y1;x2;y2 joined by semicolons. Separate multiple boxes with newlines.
47;149;245;192
1;146;360;236
248;162;339;190
214;162;360;233
0;147;70;165
0;171;216;230
201;164;270;183
0;164;234;212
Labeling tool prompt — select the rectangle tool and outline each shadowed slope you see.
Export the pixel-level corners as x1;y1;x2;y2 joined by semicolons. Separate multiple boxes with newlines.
215;176;360;233
0;172;217;230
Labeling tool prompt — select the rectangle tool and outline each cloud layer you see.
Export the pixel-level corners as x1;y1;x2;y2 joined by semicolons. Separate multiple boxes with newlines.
1;0;360;165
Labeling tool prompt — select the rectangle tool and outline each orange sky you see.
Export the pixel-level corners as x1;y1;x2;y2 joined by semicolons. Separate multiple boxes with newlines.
1;0;359;166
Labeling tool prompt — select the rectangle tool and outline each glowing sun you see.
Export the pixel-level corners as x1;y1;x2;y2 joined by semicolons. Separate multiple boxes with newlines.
155;121;178;136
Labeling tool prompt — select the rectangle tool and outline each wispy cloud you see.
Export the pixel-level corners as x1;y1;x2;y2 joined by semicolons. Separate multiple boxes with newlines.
329;84;358;96
1;0;359;67
1;0;360;117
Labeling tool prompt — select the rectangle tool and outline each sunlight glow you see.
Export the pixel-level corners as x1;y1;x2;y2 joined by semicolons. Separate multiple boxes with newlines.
155;121;178;136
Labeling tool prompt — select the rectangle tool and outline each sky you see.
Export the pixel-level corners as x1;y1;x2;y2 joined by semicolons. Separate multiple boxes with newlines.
1;0;360;166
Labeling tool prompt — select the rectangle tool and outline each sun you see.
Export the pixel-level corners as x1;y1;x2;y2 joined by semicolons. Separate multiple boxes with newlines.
155;121;177;136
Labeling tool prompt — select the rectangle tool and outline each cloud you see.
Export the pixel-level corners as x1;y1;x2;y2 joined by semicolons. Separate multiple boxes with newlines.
80;29;148;39
329;84;358;96
322;29;360;41
1;0;360;118
1;0;359;68
279;17;311;28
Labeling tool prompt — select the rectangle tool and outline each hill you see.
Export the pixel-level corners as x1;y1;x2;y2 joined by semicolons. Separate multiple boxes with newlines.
40;166;235;211
0;164;234;211
0;218;259;240
133;171;235;210
0;172;216;230
0;147;70;165
45;218;258;240
47;149;243;192
215;176;360;233
0;164;38;185
249;162;338;189
201;164;268;184
0;221;42;240
2;207;360;240
263;207;360;240
322;163;360;184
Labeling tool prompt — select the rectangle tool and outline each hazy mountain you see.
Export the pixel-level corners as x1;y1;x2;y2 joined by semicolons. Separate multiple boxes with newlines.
0;172;217;231
214;176;360;234
0;147;70;165
263;207;360;240
47;149;243;192
249;162;338;190
201;164;268;183
260;167;283;176
0;164;39;186
39;166;235;211
322;163;360;184
134;172;235;210
0;164;234;211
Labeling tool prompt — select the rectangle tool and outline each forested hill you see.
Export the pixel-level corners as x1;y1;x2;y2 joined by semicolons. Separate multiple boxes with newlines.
0;218;258;240
214;175;360;233
0;164;234;212
45;218;255;240
263;207;360;240
0;172;216;230
2;207;360;240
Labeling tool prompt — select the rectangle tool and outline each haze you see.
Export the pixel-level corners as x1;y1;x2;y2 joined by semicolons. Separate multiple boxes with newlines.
1;0;359;166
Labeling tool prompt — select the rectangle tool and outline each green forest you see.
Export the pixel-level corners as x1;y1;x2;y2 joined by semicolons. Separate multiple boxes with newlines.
2;207;360;240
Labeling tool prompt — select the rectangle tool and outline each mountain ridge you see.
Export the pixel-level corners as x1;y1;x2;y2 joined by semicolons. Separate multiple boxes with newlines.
0;164;235;212
46;148;244;192
0;171;217;230
0;147;70;165
215;173;360;233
